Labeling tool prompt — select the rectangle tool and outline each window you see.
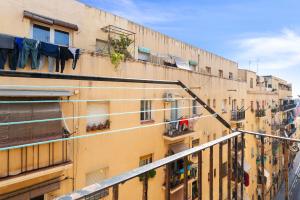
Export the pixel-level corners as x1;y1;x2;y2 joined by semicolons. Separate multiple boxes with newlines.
229;72;233;79
0;98;63;148
229;97;231;105
139;154;153;166
214;168;217;177
32;24;50;42
222;99;227;113
250;78;254;88
213;99;216;108
251;101;254;111
96;39;109;54
218;70;223;78
55;30;69;46
86;102;110;132
32;24;71;46
141;100;152;121
192;100;198;115
205;66;211;74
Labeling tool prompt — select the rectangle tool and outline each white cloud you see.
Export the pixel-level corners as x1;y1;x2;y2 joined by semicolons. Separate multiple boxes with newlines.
234;29;300;69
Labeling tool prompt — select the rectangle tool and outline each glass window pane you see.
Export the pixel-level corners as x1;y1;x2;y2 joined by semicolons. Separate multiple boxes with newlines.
33;24;50;42
55;30;69;46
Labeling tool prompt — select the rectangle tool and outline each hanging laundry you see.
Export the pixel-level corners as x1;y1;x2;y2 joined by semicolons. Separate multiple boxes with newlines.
15;37;24;68
19;38;39;69
39;42;59;72
58;46;73;73
68;47;80;70
0;34;15;70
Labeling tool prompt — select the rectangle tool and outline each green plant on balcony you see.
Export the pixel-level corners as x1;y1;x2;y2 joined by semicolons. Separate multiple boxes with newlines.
256;109;266;117
109;35;133;69
139;169;156;181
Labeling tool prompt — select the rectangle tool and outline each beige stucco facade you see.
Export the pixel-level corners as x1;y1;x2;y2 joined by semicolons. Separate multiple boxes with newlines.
0;0;297;200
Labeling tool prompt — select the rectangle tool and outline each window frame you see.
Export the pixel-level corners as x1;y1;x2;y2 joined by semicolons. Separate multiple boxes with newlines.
139;154;153;166
31;22;71;46
140;100;152;121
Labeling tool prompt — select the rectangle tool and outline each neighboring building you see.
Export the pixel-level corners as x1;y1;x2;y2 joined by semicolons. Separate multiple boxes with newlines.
0;0;297;200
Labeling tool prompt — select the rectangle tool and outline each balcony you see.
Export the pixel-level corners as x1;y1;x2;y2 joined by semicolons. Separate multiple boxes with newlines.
0;140;71;185
167;160;197;191
271;107;280;114
231;110;245;122
280;102;297;112
163;118;195;141
256;109;266;118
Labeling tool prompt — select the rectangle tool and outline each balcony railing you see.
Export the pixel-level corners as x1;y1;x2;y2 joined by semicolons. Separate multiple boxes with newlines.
0;139;70;180
231;110;245;121
169;162;197;189
58;130;300;200
256;109;266;117
164;118;194;139
271;107;280;113
280;103;296;112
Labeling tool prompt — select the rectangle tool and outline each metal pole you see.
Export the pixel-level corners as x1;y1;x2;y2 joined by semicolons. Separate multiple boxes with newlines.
219;143;223;200
228;139;232;200
234;137;238;200
198;151;202;200
241;133;245;200
210;146;214;200
112;184;119;200
165;164;171;200
261;135;265;200
284;141;289;200
143;173;148;200
184;156;188;200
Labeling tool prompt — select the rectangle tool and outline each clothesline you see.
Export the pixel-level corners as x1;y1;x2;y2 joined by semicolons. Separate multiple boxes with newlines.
0;113;217;151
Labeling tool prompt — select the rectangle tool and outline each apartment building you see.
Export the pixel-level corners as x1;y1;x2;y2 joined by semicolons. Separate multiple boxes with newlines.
0;0;297;200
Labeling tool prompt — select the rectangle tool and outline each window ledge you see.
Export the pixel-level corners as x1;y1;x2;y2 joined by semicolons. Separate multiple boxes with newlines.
141;119;155;125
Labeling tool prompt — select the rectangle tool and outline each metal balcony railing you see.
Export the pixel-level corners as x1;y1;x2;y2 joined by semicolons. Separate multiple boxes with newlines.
0;139;70;180
256;109;266;117
57;130;300;200
231;110;245;121
280;103;296;112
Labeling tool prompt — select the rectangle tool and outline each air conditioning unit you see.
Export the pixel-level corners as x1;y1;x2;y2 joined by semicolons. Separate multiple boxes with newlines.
163;92;175;102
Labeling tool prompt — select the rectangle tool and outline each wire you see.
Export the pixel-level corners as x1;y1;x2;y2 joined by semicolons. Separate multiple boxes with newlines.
0;98;195;104
0;85;187;90
0;105;204;126
0;114;217;151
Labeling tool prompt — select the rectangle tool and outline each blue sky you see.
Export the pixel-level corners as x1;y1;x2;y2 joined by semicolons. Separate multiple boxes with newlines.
80;0;300;97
